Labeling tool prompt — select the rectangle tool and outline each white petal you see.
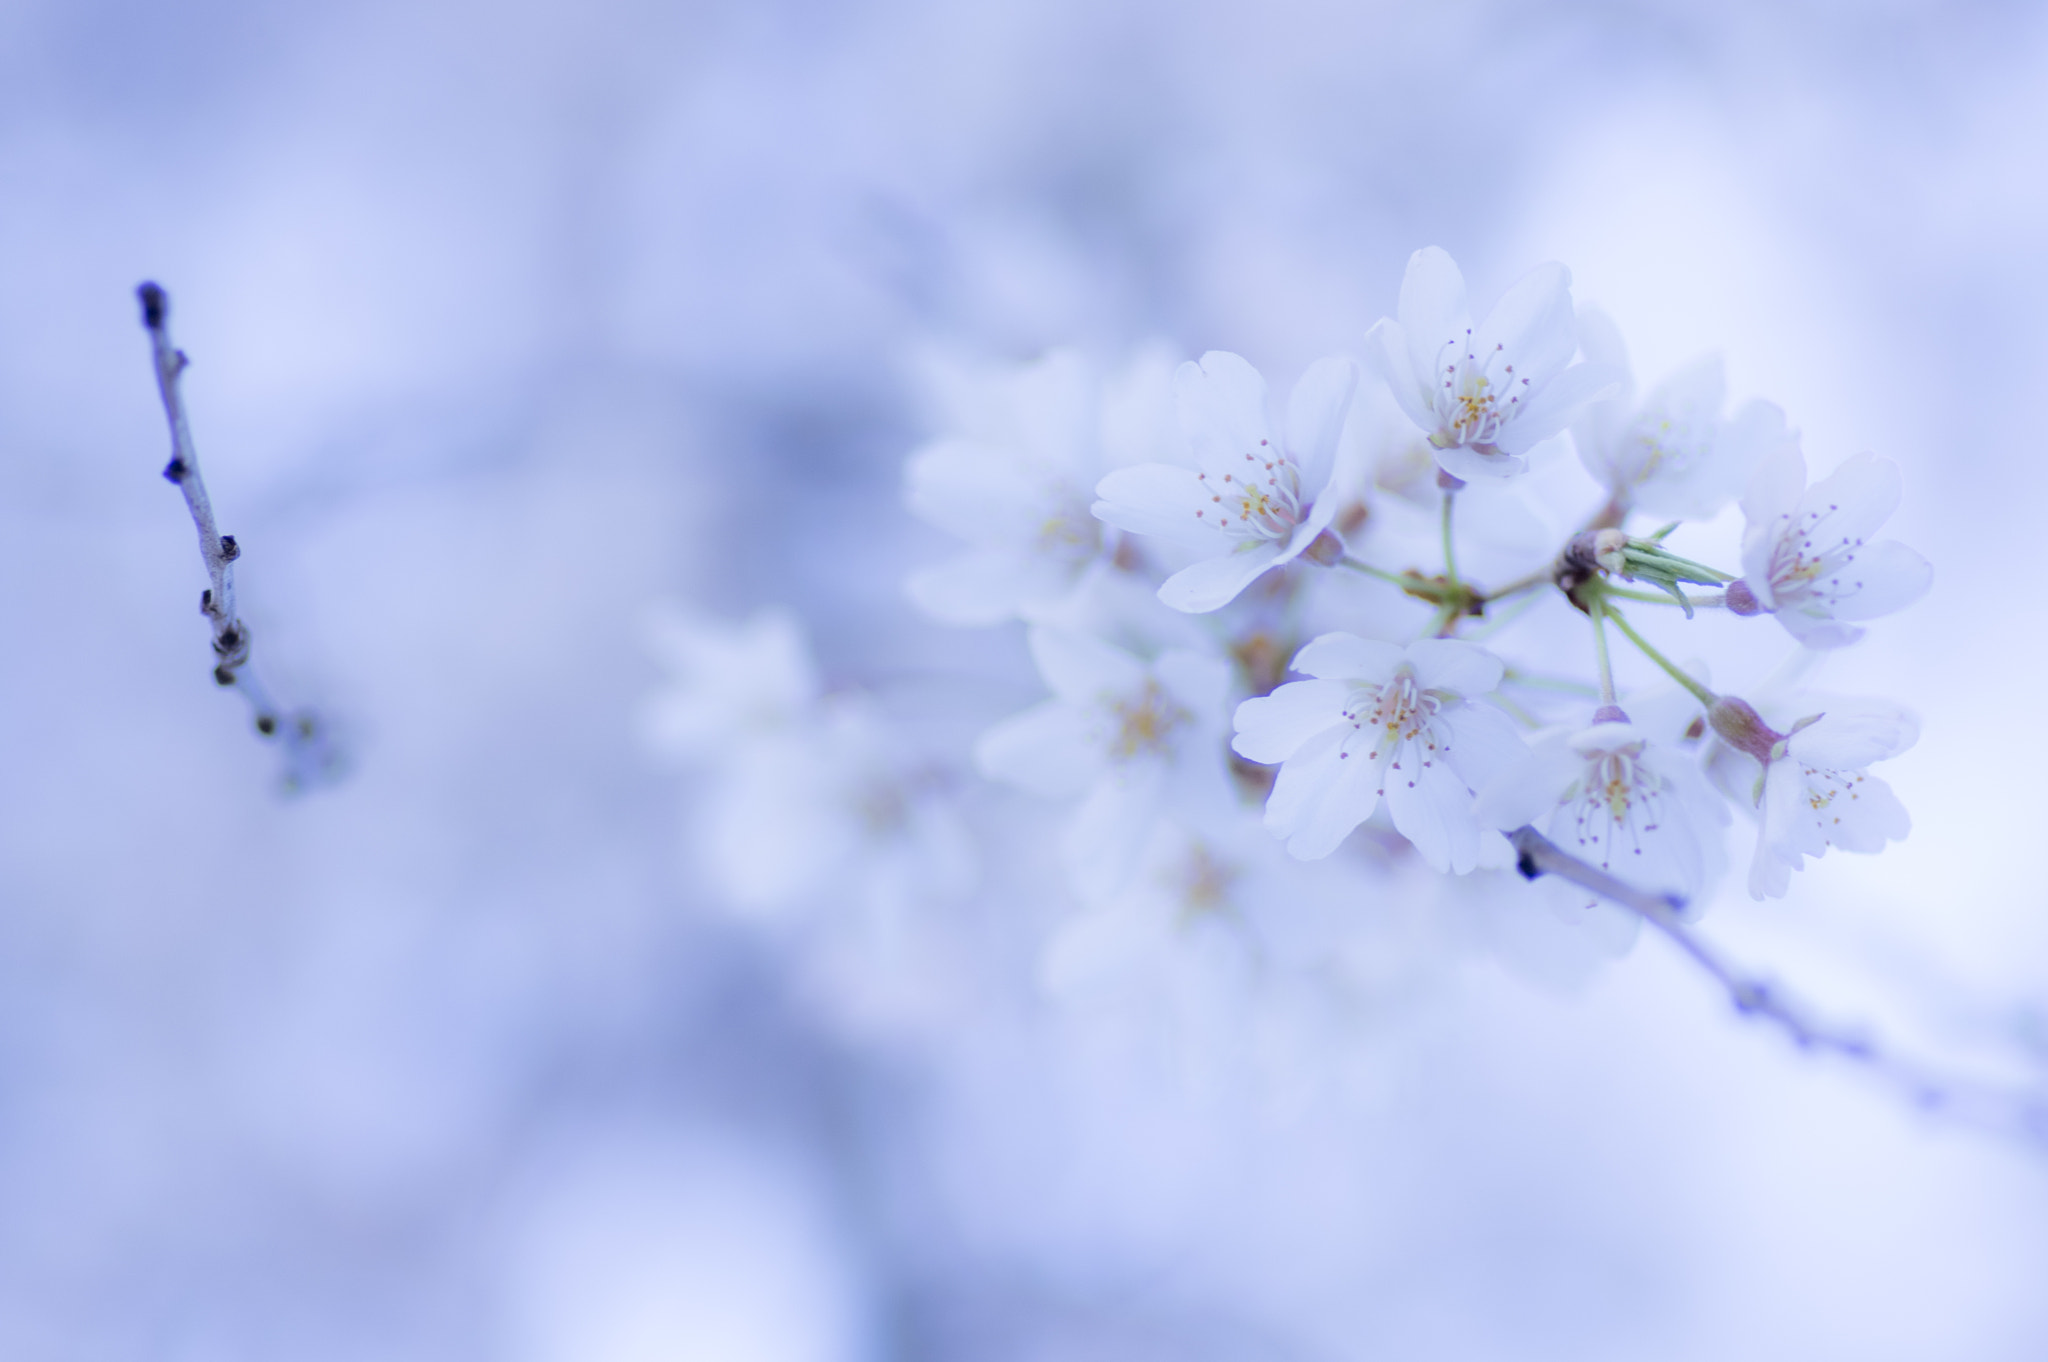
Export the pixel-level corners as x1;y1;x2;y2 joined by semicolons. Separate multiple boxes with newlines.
1386;745;1482;872
1741;446;1807;527
1397;247;1473;383
1158;542;1285;613
1472;260;1577;386
906;550;1041;626
1439;702;1529;794
1405;638;1505;696
1155;648;1233;719
1799;452;1902;547
1063;762;1168;900
1093;463;1228;547
1829;539;1933;622
1027;625;1148;705
1747;824;1794;900
1785;701;1920;768
1291;632;1402;683
1474;734;1580;831
1820;771;1911;854
1574;305;1633;379
1273;732;1384;860
1176;351;1274;478
973;701;1099;798
1774;610;1864;650
1497;361;1625;454
1232;680;1350;764
1285;355;1359;494
1364;318;1437;433
904;439;1045;541
1431;441;1526;481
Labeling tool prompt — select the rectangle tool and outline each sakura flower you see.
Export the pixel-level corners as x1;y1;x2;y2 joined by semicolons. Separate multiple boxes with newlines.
1091;350;1357;613
1571;310;1797;521
641;605;818;761
1726;450;1932;648
705;696;975;916
1365;247;1620;482
903;347;1176;625
1232;635;1525;871
975;626;1235;899
1707;690;1918;899
1478;716;1729;951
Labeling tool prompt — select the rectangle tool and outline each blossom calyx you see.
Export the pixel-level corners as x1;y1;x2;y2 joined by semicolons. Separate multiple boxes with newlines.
1706;696;1785;764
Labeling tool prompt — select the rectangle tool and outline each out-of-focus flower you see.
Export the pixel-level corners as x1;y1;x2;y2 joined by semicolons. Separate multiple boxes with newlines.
1572;310;1797;521
1364;247;1619;482
975;625;1236;899
645;608;973;916
903;348;1176;625
1726;451;1932;648
641;605;818;760
1479;715;1729;951
1091;350;1356;613
1707;688;1919;899
1232;635;1523;870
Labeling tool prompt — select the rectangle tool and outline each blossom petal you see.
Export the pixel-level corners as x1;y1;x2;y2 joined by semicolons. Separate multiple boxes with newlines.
1093;463;1227;547
1397;247;1472;383
1386;745;1482;872
1158;541;1285;613
1063;761;1168;900
1268;730;1381;860
1155;648;1232;719
1496;361;1625;454
1741;447;1807;528
1026;625;1148;705
1232;679;1350;764
907;549;1066;626
1830;539;1934;621
973;700;1099;798
1800;452;1902;547
1817;771;1911;854
1291;633;1402;683
1784;700;1920;769
1475;733;1581;831
1364;318;1437;433
1431;442;1526;481
905;439;1045;541
1472;261;1577;386
1176;351;1274;478
1285;355;1359;495
1439;702;1529;794
1405;638;1505;695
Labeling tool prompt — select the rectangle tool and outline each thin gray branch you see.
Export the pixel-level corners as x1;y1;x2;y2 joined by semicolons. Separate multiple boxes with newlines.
1509;825;2048;1148
137;282;342;792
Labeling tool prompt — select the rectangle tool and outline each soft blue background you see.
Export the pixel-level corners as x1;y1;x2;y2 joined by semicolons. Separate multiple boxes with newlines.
3;1;2045;1357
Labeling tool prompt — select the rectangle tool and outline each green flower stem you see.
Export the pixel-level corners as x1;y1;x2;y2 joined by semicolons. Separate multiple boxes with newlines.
1602;585;1725;609
1441;488;1461;590
1337;556;1411;590
1603;605;1717;706
1592;599;1617;706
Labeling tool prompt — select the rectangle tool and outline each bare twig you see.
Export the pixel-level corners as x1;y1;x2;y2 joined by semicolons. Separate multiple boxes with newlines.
1509;825;2048;1147
137;282;342;792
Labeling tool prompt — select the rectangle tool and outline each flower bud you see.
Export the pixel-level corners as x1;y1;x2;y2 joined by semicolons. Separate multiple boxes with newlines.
1707;695;1784;763
1593;528;1628;574
1724;579;1763;616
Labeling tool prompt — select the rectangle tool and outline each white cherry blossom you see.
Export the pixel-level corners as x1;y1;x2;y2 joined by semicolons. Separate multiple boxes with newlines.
1572;310;1797;520
1479;716;1729;951
903;347;1175;625
975;625;1235;899
1091;350;1357;613
1708;690;1918;900
1728;450;1933;648
1364;247;1620;482
641;605;818;761
1232;635;1525;871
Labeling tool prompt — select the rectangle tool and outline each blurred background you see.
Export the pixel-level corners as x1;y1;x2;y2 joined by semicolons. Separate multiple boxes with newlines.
3;0;2048;1356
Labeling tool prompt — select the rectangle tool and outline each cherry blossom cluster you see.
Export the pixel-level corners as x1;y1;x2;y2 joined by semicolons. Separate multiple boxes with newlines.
647;246;1930;1002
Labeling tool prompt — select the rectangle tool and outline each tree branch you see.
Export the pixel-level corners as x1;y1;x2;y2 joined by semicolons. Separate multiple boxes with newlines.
137;283;342;792
1509;825;2048;1147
